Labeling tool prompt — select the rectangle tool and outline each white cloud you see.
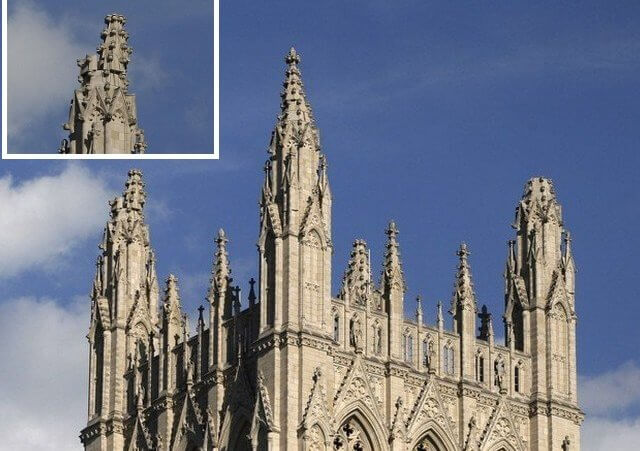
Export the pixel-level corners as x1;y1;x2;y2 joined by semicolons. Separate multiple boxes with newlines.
0;296;87;450
129;54;170;93
7;1;88;140
580;360;640;450
0;165;115;278
580;360;640;415
582;416;640;451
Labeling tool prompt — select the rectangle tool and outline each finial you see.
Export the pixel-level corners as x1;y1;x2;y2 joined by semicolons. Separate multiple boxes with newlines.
457;242;469;260
197;304;205;323
248;278;257;306
285;47;301;66
386;220;399;238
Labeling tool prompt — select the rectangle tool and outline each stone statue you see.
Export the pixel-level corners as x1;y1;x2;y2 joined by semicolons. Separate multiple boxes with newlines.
495;357;506;392
350;318;363;352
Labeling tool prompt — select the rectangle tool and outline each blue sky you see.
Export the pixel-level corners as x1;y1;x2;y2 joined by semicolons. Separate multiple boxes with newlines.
1;1;640;449
6;0;213;152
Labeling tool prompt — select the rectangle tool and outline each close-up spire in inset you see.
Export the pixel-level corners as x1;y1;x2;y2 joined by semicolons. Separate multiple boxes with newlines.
60;14;147;154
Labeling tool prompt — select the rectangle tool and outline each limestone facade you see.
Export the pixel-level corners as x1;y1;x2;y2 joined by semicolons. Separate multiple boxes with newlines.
60;14;146;154
80;49;583;450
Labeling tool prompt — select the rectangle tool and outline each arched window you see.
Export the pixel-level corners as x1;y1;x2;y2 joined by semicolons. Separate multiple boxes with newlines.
333;314;340;342
443;343;455;375
404;332;413;363
550;303;569;395
514;365;521;393
475;353;485;383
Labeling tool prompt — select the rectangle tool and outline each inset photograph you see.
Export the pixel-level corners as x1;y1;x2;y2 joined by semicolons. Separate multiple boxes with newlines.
4;1;216;157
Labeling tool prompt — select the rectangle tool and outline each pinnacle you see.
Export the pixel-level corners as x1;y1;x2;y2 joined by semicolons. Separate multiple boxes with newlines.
381;221;406;292
164;274;181;307
210;229;231;297
278;47;315;128
522;176;556;205
285;47;300;66
123;169;146;211
452;243;476;308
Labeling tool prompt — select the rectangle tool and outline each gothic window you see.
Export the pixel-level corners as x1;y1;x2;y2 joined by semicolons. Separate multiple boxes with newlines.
442;343;454;375
514;365;521;393
265;232;276;327
93;324;104;415
334;416;376;451
334;314;340;342
475;353;485;383
413;431;447;450
550;303;569;395
512;302;524;351
303;231;324;326
404;331;414;364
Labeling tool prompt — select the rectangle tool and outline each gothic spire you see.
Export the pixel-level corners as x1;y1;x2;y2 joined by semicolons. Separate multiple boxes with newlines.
209;229;231;299
61;14;146;154
381;221;407;293
340;239;372;306
451;243;477;313
279;47;316;129
98;14;133;90
163;274;183;320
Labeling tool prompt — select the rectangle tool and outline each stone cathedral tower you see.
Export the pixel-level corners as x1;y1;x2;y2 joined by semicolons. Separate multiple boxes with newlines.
80;49;583;450
60;14;146;154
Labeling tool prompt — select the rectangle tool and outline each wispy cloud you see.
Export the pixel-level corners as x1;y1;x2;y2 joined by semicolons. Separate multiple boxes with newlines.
129;54;171;93
314;36;640;112
0;296;87;450
0;165;115;279
580;360;640;416
580;360;640;450
7;1;89;147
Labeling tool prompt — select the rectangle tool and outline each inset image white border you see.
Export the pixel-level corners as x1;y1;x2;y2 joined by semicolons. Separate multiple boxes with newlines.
1;0;219;159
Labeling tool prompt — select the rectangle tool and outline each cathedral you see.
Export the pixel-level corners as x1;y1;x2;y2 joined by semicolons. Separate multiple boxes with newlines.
79;48;583;450
60;14;147;154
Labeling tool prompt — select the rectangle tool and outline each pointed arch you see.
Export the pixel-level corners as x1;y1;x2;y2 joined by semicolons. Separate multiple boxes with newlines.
334;405;386;451
218;407;252;451
487;439;518;451
408;422;457;451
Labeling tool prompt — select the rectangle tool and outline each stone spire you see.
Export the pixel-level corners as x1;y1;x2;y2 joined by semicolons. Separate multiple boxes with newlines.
380;221;406;294
163;275;184;322
340;239;372;307
258;47;332;336
61;14;146;154
451;243;477;314
451;243;478;380
279;48;315;129
85;169;158;445
209;229;231;300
